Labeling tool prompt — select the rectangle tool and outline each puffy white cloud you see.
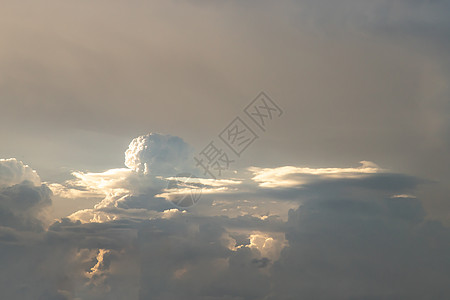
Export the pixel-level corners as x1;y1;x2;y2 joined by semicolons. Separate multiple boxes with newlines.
245;232;287;263
125;133;194;176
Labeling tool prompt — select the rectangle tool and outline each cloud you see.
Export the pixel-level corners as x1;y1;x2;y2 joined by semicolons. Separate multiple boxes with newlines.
269;187;450;299
250;161;381;188
155;177;242;207
0;159;51;231
1;0;450;298
50;133;200;221
59;151;416;225
2;151;449;299
52;145;447;299
0;210;286;299
0;217;140;300
48;168;133;200
0;181;52;231
134;169;448;299
1;0;449;224
0;158;41;188
125;133;194;176
245;231;287;263
391;194;417;199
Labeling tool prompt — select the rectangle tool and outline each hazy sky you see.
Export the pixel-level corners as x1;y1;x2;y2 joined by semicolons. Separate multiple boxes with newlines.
1;1;450;299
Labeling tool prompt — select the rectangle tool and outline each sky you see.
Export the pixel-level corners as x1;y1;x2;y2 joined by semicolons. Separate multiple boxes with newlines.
1;0;450;299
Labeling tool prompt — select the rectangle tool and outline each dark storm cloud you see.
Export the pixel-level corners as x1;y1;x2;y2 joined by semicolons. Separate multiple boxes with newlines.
0;181;52;231
270;194;450;299
0;158;52;231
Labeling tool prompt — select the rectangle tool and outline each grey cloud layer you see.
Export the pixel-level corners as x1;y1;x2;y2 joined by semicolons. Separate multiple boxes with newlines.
2;150;450;299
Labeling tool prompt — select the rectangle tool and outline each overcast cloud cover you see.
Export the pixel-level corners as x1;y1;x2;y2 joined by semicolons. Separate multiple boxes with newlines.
1;0;450;299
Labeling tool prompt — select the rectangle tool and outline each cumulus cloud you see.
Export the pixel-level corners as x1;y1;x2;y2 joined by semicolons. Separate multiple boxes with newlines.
0;158;41;187
2;150;450;299
58;146;413;224
0;217;140;300
45;136;449;299
125;133;194;176
135;170;449;299
269;187;450;299
50;133;199;222
0;159;51;231
0;181;52;231
245;231;287;263
136;214;282;300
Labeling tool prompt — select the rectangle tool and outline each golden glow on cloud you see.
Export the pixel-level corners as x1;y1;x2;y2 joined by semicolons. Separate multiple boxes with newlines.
250;161;382;188
246;232;287;262
49;168;133;199
391;194;416;199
